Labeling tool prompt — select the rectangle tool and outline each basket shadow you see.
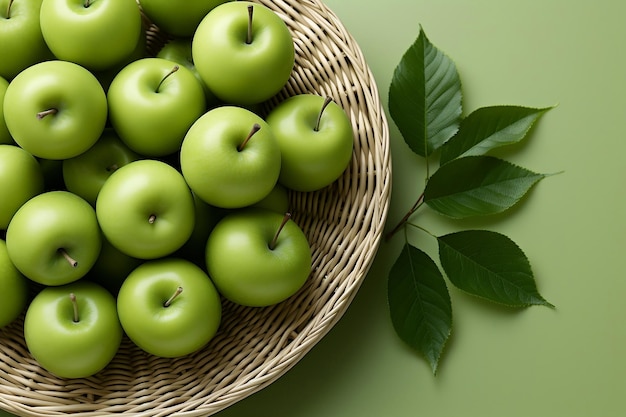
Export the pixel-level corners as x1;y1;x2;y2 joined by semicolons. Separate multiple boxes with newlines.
215;243;398;416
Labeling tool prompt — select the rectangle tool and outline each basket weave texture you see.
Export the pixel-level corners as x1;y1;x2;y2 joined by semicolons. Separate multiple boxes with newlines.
0;0;391;415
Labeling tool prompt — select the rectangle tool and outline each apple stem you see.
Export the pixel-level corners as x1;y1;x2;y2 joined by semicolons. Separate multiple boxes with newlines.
163;286;183;307
246;5;254;44
58;248;78;267
106;164;119;172
148;214;157;224
156;65;179;93
84;0;91;8
37;108;58;120
314;97;334;132
69;293;79;323
238;123;261;151
269;212;292;250
6;0;14;18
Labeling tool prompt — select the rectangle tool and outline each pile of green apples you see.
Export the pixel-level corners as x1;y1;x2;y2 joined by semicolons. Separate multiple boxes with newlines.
0;0;355;379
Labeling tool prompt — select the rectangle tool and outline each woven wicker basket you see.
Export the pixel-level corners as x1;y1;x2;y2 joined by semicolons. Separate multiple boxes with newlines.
0;0;391;415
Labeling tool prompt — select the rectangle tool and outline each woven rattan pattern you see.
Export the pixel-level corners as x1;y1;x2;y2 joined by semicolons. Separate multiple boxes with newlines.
0;0;391;415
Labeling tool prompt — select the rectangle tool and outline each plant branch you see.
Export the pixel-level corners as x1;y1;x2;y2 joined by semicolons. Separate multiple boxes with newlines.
385;191;425;241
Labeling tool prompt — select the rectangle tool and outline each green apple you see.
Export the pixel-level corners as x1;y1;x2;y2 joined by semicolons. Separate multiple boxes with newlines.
0;0;52;80
116;258;222;358
140;0;230;38
3;60;108;160
23;280;123;378
0;144;44;230
180;105;281;208
40;0;142;71
0;75;13;144
174;193;225;269
192;1;295;105
265;94;354;191
205;208;311;307
251;183;290;214
156;37;220;107
0;239;29;328
95;159;195;259
86;236;143;296
92;26;148;93
62;130;141;206
107;57;206;157
5;190;102;286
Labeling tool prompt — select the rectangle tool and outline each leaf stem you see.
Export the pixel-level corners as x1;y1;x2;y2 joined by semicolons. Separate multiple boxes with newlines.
406;221;437;239
424;149;431;186
384;191;425;241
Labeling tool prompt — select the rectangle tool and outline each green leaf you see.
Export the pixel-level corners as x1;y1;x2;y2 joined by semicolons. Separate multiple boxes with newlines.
438;230;553;307
440;105;553;165
388;243;452;374
389;27;462;157
424;155;546;218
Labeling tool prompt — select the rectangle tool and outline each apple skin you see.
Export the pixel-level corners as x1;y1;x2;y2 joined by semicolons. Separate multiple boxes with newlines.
95;159;195;260
107;57;206;157
205;208;312;307
23;280;123;378
92;27;148;93
86;236;143;297
174;193;226;270
0;239;29;328
192;1;295;105
3;60;108;160
180;105;281;209
156;38;220;108
251;183;290;214
140;0;230;38
0;76;13;144
6;191;102;286
116;258;222;358
0;144;45;230
265;94;354;191
0;0;52;80
62;130;141;206
40;0;142;71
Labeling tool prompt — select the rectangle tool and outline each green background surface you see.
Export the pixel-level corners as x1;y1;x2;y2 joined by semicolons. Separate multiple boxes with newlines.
2;0;625;416
219;0;626;416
